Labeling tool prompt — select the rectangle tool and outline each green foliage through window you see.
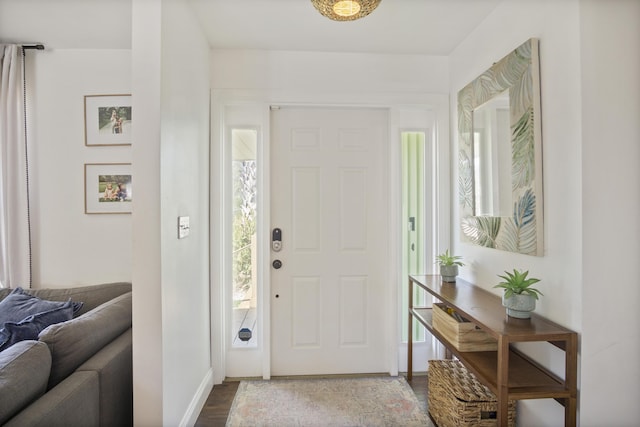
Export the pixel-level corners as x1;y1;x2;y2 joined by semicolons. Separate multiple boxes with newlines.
232;160;257;305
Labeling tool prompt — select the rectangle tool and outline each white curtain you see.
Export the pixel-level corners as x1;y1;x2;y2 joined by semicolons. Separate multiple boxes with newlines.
0;44;31;288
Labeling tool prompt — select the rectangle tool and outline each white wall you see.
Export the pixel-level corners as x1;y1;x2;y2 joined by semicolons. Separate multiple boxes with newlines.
580;0;640;425
211;49;449;94
131;1;162;423
450;0;640;425
160;0;212;424
29;49;132;287
451;1;582;425
132;0;212;425
450;0;583;328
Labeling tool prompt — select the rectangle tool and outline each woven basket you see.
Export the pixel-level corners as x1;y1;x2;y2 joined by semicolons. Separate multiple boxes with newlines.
428;360;516;427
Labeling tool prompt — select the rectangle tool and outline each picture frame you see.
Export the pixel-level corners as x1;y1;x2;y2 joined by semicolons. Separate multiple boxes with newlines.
84;163;132;214
84;94;132;146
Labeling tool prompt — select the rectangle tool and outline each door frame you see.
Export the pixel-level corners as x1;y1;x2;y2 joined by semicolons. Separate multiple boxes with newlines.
210;90;450;383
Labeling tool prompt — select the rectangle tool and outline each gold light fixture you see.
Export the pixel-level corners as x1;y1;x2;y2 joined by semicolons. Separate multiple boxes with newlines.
311;0;381;22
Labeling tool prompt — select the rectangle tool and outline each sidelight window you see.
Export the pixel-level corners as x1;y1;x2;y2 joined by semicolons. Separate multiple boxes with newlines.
231;128;258;348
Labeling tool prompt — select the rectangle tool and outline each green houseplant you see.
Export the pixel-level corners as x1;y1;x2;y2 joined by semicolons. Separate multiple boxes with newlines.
435;249;464;283
494;269;543;318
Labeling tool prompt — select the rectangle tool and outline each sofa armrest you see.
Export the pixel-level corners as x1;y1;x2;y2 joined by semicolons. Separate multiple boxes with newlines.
40;292;132;389
3;371;99;427
0;340;51;424
77;328;132;427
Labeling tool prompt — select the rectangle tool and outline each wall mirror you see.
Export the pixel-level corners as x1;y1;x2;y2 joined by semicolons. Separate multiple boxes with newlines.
458;38;543;256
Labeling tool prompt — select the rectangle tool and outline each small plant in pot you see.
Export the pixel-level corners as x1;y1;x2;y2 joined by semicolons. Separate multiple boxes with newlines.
494;269;543;319
435;249;464;283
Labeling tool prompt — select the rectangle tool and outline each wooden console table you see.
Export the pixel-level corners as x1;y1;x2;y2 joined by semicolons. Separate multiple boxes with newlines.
407;275;578;427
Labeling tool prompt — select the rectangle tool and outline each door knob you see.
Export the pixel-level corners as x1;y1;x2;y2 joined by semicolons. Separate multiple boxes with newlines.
272;259;282;269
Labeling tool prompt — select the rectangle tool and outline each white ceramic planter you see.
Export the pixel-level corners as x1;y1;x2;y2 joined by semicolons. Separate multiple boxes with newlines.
440;265;459;283
502;294;536;318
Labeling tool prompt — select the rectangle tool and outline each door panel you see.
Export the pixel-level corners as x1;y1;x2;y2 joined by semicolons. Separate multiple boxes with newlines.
271;107;389;375
291;168;321;251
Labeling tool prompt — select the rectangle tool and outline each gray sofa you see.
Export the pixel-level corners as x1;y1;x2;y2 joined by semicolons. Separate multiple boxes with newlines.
0;282;132;427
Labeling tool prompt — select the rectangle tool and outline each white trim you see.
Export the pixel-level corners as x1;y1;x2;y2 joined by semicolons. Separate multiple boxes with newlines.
209;94;225;384
388;108;402;376
260;105;272;380
220;119;265;378
178;368;214;427
210;90;450;380
392;107;446;373
434;96;452;258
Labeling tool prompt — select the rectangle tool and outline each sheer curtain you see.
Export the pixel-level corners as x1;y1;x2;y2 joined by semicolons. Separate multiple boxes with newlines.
0;44;31;288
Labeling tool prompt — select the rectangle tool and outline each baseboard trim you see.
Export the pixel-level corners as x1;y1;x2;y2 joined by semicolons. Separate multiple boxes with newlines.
180;367;214;427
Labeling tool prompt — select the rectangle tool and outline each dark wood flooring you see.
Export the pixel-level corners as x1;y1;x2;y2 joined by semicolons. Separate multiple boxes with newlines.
194;373;428;427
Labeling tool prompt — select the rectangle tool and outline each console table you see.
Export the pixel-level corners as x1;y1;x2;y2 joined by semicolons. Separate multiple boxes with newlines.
407;275;578;427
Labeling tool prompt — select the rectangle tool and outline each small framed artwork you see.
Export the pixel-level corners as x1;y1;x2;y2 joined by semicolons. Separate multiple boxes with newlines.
84;94;132;146
84;163;132;214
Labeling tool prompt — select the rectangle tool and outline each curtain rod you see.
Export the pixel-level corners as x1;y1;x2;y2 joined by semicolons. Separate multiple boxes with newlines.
22;44;45;50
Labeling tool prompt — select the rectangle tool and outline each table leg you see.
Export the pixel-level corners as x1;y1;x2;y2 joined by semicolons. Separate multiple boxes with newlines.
407;278;413;381
496;337;510;427
564;334;578;426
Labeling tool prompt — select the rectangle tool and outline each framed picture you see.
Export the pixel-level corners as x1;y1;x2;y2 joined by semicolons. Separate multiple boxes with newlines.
84;94;132;146
84;163;132;214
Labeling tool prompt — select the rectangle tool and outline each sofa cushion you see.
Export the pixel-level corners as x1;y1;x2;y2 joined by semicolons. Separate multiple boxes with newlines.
24;282;131;316
0;302;75;351
0;288;82;324
0;340;52;424
3;371;99;427
39;291;132;389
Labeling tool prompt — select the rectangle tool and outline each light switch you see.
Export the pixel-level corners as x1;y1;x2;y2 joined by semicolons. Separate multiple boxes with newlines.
178;216;190;239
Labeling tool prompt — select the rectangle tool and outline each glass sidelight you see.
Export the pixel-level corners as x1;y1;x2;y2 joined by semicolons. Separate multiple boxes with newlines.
401;131;427;342
231;128;258;348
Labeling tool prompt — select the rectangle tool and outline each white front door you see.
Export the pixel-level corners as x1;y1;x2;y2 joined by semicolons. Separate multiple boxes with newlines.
270;106;390;376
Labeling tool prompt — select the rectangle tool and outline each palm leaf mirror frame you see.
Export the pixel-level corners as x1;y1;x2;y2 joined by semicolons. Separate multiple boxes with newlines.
458;38;543;256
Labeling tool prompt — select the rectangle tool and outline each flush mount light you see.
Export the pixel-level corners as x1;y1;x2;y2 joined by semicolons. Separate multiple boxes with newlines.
311;0;382;22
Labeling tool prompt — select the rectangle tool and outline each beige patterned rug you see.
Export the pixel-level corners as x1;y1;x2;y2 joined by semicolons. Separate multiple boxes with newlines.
225;376;433;427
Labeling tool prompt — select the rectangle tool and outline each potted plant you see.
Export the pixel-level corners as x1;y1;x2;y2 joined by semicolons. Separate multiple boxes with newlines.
494;269;543;318
435;249;464;282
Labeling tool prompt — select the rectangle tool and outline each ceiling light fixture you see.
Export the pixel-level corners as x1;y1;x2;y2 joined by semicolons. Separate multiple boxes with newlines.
311;0;381;22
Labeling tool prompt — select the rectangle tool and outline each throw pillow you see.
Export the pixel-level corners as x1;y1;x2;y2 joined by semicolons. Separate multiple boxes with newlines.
0;301;75;351
0;287;82;325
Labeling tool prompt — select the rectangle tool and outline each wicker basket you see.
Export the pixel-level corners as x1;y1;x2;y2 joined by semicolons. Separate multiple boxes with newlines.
428;360;516;427
432;303;497;351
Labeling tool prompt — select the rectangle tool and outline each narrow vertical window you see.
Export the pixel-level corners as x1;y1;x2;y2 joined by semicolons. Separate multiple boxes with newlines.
401;131;426;342
232;129;258;348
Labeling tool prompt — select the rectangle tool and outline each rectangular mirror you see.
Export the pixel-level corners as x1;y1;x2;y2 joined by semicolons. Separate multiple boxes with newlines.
472;89;511;217
458;38;543;256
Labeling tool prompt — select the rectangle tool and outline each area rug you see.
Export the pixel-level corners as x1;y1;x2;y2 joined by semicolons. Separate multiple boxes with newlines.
225;376;433;427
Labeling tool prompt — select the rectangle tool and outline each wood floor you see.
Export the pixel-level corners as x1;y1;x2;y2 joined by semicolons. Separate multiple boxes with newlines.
194;374;428;427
